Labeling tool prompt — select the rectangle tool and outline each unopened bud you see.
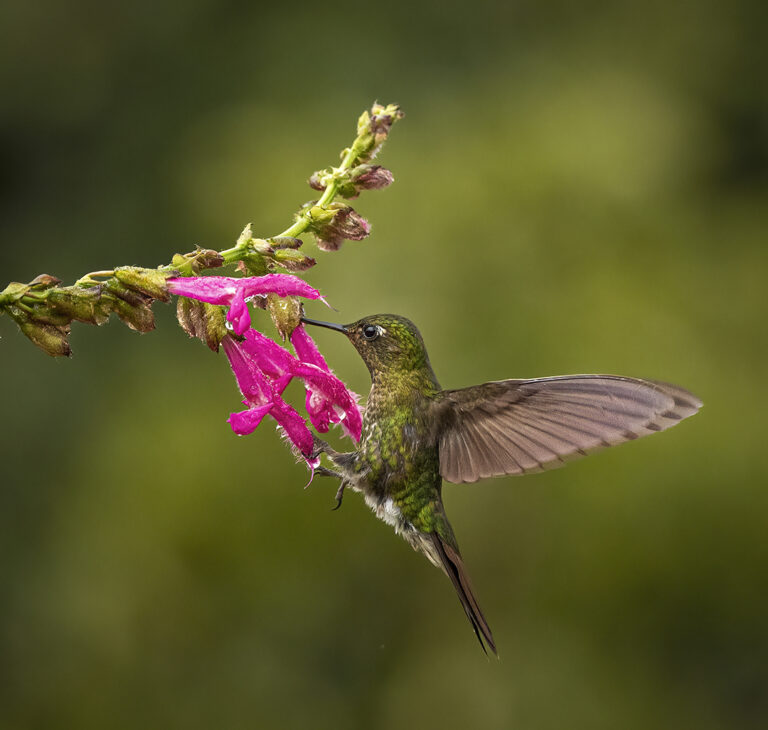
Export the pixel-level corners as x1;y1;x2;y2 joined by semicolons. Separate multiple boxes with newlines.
25;307;71;327
191;248;224;273
356;102;404;162
326;204;371;240
351;164;394;190
171;248;224;276
10;306;71;357
0;282;31;306
307;202;371;252
308;172;325;191
48;286;111;325
28;274;62;290
115;266;171;301
237;223;254;248
337;165;394;198
267;293;302;340
269;237;304;250
236;252;269;276
104;281;155;332
273;248;316;272
176;298;227;352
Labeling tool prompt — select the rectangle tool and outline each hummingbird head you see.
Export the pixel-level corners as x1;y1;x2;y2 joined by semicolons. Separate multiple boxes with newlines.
301;313;437;382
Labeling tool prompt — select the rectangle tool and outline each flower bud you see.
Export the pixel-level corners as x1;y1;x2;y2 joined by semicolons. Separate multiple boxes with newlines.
269;237;304;250
171;248;225;276
267;293;302;340
0;282;31;306
9;306;71;357
47;286;111;325
236;253;270;277
191;248;224;273
307;202;371;252
176;297;228;352
115;266;172;301
28;274;62;290
351;164;394;190
104;281;155;332
24;306;71;326
336;165;394;198
355;103;404;162
272;248;316;272
308;172;325;192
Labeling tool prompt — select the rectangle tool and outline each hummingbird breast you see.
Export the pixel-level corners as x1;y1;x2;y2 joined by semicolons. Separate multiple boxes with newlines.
353;381;444;538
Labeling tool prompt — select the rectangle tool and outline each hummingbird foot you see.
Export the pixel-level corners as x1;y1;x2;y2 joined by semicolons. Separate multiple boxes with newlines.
314;465;344;480
331;481;348;511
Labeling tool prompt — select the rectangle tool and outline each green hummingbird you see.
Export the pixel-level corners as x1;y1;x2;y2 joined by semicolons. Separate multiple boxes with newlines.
301;314;702;655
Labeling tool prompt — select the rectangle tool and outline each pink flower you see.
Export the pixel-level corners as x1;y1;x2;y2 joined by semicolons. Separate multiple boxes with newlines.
290;324;362;441
168;274;324;336
222;333;318;467
220;327;362;469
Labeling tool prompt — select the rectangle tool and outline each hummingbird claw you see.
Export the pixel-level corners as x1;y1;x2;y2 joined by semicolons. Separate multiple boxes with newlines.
331;482;347;511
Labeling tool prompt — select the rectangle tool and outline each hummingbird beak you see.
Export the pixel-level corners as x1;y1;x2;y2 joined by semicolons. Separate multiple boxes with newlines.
300;317;348;334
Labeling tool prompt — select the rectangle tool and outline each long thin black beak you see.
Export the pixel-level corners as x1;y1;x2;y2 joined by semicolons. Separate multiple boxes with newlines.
300;317;348;334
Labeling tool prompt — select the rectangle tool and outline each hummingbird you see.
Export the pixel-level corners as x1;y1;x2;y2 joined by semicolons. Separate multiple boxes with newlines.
301;314;701;655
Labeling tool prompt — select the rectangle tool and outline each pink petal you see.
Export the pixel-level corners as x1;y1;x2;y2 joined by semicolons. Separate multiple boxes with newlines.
222;335;272;404
226;289;251;336
290;325;331;371
228;404;273;435
240;328;297;380
238;273;324;301
167;276;238;305
169;274;321;303
269;399;317;461
292;362;363;442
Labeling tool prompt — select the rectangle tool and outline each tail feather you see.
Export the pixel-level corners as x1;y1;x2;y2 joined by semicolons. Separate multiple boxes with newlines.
429;532;497;655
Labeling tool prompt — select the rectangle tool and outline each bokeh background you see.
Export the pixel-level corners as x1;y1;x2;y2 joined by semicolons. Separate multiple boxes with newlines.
1;1;766;728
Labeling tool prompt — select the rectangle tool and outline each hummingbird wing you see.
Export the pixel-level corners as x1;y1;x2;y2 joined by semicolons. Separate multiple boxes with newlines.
435;375;701;484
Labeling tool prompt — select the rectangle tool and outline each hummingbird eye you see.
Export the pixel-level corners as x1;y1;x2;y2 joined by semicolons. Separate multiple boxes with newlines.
362;324;380;341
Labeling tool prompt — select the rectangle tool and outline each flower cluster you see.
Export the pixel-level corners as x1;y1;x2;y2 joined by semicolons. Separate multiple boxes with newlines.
170;274;362;468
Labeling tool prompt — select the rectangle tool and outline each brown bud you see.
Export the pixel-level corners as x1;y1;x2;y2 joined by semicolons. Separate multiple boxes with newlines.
326;204;371;240
109;297;155;332
351;164;394;190
307;202;371;252
104;281;155;332
267;293;302;339
273;248;316;272
308;172;325;191
191;248;224;274
176;297;228;352
29;274;62;290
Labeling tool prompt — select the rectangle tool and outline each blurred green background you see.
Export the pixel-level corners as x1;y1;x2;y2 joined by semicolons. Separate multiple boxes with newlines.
1;1;766;728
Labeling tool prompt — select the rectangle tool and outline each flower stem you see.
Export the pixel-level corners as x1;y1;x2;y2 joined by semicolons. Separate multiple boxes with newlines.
218;121;367;265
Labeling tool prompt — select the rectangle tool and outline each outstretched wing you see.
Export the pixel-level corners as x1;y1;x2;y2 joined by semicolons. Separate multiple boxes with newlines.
435;375;701;484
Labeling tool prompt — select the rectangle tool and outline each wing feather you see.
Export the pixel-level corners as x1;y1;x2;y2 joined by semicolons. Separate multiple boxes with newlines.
436;375;702;484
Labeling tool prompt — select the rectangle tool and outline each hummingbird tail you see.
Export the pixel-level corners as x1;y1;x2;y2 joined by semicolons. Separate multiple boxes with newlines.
429;533;497;656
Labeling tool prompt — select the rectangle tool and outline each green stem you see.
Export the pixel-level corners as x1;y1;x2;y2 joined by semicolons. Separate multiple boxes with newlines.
217;132;362;267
